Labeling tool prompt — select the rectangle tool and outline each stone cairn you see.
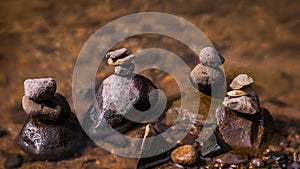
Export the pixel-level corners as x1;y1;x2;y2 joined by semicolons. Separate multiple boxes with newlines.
17;78;84;161
214;73;278;166
87;48;158;138
190;46;225;96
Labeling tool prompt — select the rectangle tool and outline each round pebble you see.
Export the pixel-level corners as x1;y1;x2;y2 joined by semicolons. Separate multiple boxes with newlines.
171;145;198;166
24;78;56;102
22;93;71;123
230;74;254;90
105;48;127;59
114;63;135;76
250;158;266;168
199;47;225;67
4;154;23;169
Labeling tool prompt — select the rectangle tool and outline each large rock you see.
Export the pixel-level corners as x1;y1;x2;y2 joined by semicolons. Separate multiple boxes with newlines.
88;74;157;136
17;113;84;161
215;107;260;153
199;47;225;67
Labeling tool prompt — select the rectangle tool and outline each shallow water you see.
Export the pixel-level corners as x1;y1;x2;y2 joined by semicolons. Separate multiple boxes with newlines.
0;0;299;168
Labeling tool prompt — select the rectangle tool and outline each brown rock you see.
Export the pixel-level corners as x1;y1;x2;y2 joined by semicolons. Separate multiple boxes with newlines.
171;145;198;166
215;151;248;165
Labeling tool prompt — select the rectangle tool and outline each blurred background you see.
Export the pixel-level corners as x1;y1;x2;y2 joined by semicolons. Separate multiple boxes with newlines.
0;0;299;168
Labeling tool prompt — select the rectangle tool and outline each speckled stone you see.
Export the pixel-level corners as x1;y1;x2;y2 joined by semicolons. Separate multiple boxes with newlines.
222;92;260;114
199;47;225;67
24;78;56;102
114;63;135;76
230;74;254;90
171;145;198;166
22;93;70;123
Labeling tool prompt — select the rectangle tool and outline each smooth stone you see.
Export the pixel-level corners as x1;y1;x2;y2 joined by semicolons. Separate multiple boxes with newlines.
24;78;56;102
230;74;254;90
215;151;248;165
222;92;260;114
199;47;225;67
250;158;266;168
226;90;247;97
17;113;84;161
22;93;70;123
4;154;23;169
105;48;127;59
215;107;260;153
190;63;225;95
88;74;157;136
171;145;198;166
114;63;135;76
108;54;135;66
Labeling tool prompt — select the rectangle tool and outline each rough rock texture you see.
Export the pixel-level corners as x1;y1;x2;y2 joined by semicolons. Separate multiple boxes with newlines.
114;63;135;76
199;47;225;67
24;78;56;102
171;145;198;166
190;63;225;95
17;113;84;161
88;74;157;136
222;92;260;114
215;107;260;153
108;54;135;66
229;74;254;90
215;151;249;165
22;93;70;123
105;48;127;59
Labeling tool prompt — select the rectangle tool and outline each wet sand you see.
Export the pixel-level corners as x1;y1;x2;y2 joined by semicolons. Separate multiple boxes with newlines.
0;0;299;168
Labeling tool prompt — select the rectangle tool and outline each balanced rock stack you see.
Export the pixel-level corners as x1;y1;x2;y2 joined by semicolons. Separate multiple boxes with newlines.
88;48;158;137
215;74;278;156
17;78;84;161
190;47;225;96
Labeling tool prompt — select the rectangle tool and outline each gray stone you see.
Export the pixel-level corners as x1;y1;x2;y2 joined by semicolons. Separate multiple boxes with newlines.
190;63;225;95
24;78;56;102
22;93;71;123
89;74;157;136
108;54;135;66
199;47;225;67
105;48;127;59
114;63;135;76
222;92;260;114
230;74;254;90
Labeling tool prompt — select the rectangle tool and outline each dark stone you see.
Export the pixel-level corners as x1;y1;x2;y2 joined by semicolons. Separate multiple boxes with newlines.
89;74;157;136
215;107;260;153
4;154;23;169
17;113;84;161
24;78;56;102
190;63;225;96
22;93;70;123
0;128;8;137
200;130;230;157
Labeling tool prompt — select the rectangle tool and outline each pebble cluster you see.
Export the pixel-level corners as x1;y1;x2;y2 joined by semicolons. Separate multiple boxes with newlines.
17;78;84;161
190;47;225;96
87;48;158;138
